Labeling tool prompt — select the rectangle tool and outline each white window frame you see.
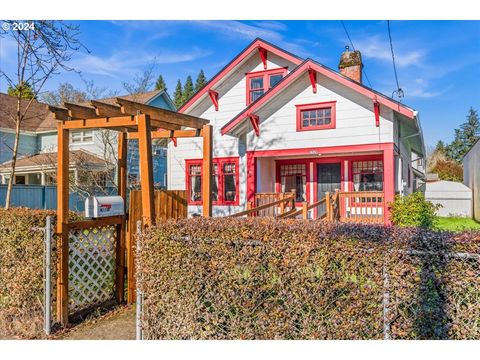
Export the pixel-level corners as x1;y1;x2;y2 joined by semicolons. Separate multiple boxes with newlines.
71;130;94;145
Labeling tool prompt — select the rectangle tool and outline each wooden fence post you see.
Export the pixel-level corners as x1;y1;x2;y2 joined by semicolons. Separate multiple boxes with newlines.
325;191;331;221
279;193;285;215
246;201;253;217
302;201;308;220
291;189;296;209
137;114;155;226
116;131;127;304
56;123;69;326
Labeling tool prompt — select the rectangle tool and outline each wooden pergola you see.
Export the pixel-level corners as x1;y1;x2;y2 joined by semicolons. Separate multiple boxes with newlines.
48;98;213;326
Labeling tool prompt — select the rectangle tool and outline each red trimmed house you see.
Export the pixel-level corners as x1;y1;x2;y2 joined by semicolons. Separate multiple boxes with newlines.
167;38;426;223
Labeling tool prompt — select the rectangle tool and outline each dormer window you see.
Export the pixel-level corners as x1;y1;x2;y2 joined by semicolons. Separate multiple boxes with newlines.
246;68;287;105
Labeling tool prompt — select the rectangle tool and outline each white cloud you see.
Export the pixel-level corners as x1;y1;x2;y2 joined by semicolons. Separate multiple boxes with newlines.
194;21;312;58
71;48;210;78
355;35;425;68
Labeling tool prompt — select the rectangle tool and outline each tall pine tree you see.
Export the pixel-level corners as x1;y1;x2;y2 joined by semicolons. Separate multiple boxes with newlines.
195;69;207;92
154;75;167;93
173;80;183;109
446;107;480;163
182;75;194;104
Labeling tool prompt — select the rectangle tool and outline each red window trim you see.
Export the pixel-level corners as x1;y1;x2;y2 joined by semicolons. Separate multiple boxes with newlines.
349;157;384;206
185;157;240;206
246;67;288;105
296;101;336;132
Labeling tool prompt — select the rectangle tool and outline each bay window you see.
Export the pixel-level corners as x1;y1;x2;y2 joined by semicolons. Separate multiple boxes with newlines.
186;157;239;205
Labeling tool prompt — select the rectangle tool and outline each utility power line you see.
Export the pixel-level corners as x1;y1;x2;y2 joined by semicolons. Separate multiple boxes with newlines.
340;21;373;88
387;20;404;100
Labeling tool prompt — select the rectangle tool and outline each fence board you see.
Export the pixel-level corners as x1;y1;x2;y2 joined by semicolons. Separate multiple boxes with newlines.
127;189;187;303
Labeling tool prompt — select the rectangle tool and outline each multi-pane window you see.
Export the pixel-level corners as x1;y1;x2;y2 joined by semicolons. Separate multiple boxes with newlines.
246;68;287;105
223;163;236;202
352;160;384;192
71;130;94;144
186;158;239;205
188;164;202;203
296;101;336;131
280;164;307;202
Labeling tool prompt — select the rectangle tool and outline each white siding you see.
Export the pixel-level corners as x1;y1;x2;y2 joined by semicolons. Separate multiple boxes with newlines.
168;53;296;216
463;141;480;221
247;73;394;151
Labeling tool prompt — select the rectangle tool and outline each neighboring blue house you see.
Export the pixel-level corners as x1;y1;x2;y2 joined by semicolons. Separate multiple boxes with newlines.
0;90;175;188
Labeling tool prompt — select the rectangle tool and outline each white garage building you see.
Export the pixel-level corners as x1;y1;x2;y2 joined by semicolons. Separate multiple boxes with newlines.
420;180;472;217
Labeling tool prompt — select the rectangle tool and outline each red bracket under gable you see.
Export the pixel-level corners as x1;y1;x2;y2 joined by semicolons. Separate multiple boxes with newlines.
373;100;380;127
208;90;219;111
249;114;260;136
259;47;268;70
308;69;317;94
168;130;177;147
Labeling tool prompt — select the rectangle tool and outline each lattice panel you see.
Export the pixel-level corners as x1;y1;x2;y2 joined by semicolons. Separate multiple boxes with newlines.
68;225;117;313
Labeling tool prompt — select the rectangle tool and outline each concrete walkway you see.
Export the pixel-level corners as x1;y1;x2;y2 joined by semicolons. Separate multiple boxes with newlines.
60;306;136;340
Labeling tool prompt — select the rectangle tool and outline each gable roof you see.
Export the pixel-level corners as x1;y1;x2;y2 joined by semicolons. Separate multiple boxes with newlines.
0;90;174;134
221;58;417;135
0;93;56;132
0;149;106;170
178;38;304;113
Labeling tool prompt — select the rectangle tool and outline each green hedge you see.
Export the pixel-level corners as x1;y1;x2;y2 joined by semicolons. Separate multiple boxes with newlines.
137;218;480;339
0;208;55;339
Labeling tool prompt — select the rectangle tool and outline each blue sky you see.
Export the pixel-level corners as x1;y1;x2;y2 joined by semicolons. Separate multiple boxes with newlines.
1;20;479;147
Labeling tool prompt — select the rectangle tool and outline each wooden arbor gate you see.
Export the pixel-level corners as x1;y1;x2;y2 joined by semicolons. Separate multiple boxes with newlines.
49;98;213;326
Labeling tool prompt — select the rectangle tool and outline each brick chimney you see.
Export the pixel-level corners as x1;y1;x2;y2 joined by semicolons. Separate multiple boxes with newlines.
338;46;363;83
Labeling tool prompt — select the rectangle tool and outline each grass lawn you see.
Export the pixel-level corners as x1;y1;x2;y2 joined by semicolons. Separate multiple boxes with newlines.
436;217;480;232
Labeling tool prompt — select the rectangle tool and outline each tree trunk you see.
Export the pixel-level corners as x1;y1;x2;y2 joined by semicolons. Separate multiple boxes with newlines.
5;100;22;209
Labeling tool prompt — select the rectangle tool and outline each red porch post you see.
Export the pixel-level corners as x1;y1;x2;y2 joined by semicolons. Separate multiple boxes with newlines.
383;145;395;225
246;151;256;204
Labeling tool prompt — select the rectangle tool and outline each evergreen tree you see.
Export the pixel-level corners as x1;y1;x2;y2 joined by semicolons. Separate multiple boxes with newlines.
461;107;480;148
7;82;36;100
173;80;183;109
195;69;207;92
154;75;167;93
446;107;480;163
434;140;446;154
182;75;194;104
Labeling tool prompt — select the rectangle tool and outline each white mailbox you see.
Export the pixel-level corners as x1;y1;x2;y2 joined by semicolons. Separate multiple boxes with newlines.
85;196;124;218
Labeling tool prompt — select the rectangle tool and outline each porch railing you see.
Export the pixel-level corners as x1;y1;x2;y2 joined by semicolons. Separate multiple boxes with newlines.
230;191;296;218
335;191;385;224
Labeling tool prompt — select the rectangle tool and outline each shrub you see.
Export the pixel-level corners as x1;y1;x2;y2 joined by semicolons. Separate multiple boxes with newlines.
389;192;441;229
431;160;463;182
137;218;480;340
0;208;56;339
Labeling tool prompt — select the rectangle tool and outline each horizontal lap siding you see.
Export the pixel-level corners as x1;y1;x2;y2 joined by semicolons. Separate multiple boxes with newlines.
168;53;296;216
248;73;395;151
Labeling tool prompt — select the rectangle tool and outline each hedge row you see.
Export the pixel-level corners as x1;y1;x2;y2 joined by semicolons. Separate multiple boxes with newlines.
137;218;480;340
0;208;56;339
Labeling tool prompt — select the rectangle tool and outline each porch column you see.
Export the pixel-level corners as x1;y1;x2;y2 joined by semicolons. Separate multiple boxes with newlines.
246;151;256;203
41;172;46;186
383;145;395;225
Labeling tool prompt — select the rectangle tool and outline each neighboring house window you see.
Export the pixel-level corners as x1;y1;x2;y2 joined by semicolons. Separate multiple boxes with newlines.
246;68;288;105
71;130;94;144
186;157;239;205
14;175;26;185
280;164;306;202
352;160;384;192
296;101;336;131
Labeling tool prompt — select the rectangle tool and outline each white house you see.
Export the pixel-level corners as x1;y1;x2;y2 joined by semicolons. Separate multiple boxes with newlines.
463;139;480;221
167;38;426;224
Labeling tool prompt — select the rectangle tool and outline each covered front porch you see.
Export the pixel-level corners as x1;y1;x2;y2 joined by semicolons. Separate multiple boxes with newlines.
246;143;395;224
